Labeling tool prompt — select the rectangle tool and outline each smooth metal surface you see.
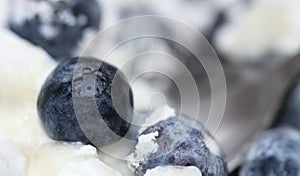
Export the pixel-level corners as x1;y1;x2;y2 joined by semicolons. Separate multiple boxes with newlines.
183;54;300;171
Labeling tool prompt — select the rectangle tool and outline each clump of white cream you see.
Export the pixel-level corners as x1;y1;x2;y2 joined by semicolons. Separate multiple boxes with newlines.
0;29;56;105
0;136;27;176
127;131;159;171
28;143;122;176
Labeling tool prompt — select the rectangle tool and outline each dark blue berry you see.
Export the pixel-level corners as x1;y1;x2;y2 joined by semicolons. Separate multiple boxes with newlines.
9;0;101;60
37;57;133;146
129;114;228;176
240;128;300;176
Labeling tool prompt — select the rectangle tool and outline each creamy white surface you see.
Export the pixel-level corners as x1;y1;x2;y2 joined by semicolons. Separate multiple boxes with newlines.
0;137;27;176
145;166;202;176
58;158;122;176
0;28;56;104
0;0;9;27
0;27;56;155
215;0;300;62
28;143;122;176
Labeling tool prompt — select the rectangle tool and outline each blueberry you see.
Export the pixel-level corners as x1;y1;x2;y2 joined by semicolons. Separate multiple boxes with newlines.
128;114;228;176
240;128;300;176
37;57;133;146
9;0;101;60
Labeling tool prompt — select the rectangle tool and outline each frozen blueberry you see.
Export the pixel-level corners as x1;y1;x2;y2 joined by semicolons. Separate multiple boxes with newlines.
128;114;228;176
9;0;101;60
37;57;133;146
240;128;300;176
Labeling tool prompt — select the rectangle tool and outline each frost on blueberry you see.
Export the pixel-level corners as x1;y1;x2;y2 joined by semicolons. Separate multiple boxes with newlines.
240;128;300;176
128;114;228;176
37;57;133;147
9;0;101;60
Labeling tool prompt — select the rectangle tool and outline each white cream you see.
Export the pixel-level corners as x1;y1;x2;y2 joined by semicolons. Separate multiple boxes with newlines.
0;0;9;27
58;159;122;176
145;166;202;176
0;28;56;169
0;27;56;157
0;104;50;156
0;28;56;105
215;0;300;62
28;143;122;176
0;137;27;176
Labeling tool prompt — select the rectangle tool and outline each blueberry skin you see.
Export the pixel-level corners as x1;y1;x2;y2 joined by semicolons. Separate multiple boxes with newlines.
240;128;300;176
37;57;133;146
132;115;228;176
9;0;101;60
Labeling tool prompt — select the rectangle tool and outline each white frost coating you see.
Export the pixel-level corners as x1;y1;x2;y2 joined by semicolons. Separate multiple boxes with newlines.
58;159;122;176
215;0;300;62
58;9;78;27
139;105;176;134
11;0;35;25
10;0;88;39
135;132;159;158
0;137;26;176
40;24;59;39
11;0;53;26
127;131;159;171
145;166;202;176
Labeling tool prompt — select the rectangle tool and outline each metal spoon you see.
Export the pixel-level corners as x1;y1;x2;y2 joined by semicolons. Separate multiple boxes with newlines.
200;54;300;171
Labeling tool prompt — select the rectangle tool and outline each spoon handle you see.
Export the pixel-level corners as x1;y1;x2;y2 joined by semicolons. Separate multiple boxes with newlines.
218;53;300;171
273;53;300;88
